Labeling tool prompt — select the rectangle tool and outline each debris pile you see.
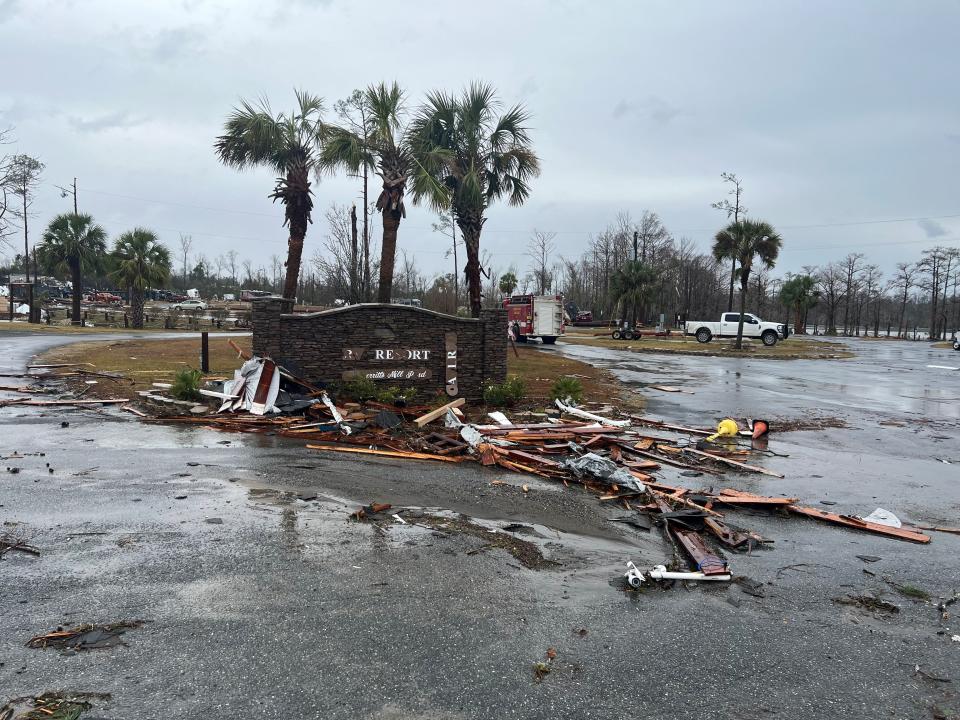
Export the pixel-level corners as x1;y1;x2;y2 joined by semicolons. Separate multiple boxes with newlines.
26;621;143;651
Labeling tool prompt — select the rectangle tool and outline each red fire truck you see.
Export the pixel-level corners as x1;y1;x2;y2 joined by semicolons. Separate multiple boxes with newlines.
504;294;566;345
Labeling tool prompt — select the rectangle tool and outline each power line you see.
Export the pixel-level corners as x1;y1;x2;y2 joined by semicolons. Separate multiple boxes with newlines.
44;181;960;237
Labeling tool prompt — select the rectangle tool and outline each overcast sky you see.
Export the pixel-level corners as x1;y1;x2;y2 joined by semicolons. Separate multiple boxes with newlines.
2;0;958;282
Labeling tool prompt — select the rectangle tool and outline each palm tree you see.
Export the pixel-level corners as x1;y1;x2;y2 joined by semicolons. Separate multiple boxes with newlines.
109;229;172;328
214;90;326;300
410;83;540;317
713;219;783;349
36;213;107;324
780;274;817;335
323;82;412;303
611;260;657;328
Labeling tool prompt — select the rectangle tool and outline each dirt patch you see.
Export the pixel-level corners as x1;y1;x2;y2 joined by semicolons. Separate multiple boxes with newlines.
508;344;644;412
36;335;642;412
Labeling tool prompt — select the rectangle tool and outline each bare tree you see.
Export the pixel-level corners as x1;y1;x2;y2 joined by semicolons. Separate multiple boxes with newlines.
226;250;238;285
178;234;193;291
213;254;225;280
635;210;671;264
841;253;864;335
270;254;282;292
432;212;461;306
312;204;355;301
334;90;374;301
917;247;948;339
0;127;18;253
526;229;556;295
8;154;45;282
817;263;846;335
891;262;915;338
711;172;747;311
241;259;254;285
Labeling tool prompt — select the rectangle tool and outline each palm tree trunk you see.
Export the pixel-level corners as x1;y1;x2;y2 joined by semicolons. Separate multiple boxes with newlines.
735;272;749;349
461;224;483;318
282;221;305;301
727;259;737;312
132;288;145;329
794;303;804;336
70;258;82;325
377;209;402;303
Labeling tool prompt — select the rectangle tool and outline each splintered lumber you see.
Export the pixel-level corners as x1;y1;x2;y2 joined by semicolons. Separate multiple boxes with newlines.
121;405;147;417
1;398;129;406
306;443;462;463
413;398;465;428
199;388;241;400
500;449;562;468
704;517;766;548
555;399;630;427
683;448;784;478
672;527;728;574
712;488;796;505
644;485;724;517
627;416;712;436
626;447;714;472
787;504;931;544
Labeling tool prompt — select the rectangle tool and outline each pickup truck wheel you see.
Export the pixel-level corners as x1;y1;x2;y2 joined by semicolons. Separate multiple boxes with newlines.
541;336;557;345
695;328;712;343
761;330;779;346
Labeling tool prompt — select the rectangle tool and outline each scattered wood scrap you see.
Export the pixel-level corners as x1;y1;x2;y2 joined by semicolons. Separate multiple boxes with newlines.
413;398;466;428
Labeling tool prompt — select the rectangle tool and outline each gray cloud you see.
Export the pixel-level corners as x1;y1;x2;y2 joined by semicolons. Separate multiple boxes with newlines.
918;218;948;238
1;1;958;278
611;96;681;124
147;27;205;63
68;111;143;134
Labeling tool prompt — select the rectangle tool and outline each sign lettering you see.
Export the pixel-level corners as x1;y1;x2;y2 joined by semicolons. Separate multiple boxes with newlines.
444;332;458;396
343;348;432;361
342;369;432;381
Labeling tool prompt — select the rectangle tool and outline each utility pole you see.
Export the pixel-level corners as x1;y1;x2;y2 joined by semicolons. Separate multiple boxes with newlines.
22;191;29;283
632;230;638;263
350;204;358;304
56;178;78;214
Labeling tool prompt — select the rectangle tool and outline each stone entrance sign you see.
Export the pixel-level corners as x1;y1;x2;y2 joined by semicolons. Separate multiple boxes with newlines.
251;300;506;401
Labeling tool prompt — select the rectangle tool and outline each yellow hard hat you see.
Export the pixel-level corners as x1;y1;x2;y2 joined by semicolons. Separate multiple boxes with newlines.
706;418;739;442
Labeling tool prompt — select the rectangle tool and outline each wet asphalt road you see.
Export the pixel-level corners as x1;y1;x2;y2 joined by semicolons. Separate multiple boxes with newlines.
2;332;959;719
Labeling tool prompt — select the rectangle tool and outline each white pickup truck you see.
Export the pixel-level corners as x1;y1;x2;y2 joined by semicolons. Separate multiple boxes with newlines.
684;312;788;346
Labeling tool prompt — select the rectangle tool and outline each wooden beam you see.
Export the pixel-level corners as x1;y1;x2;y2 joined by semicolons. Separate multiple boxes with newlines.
412;398;465;428
788;504;931;544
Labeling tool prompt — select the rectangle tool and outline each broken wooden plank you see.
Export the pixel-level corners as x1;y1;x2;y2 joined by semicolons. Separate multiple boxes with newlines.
712;489;797;505
413;398;465;428
555;399;630;427
3;398;130;406
198;388;241;400
305;443;462;463
120;405;147;417
787;505;931;544
683;448;784;478
672;527;728;574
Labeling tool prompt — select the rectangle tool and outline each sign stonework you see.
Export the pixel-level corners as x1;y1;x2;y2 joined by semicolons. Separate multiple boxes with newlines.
251;301;506;401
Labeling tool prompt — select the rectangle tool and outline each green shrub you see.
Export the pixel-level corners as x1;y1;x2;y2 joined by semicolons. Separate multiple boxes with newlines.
551;377;584;404
343;377;378;402
376;386;412;406
483;375;526;407
170;368;203;401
